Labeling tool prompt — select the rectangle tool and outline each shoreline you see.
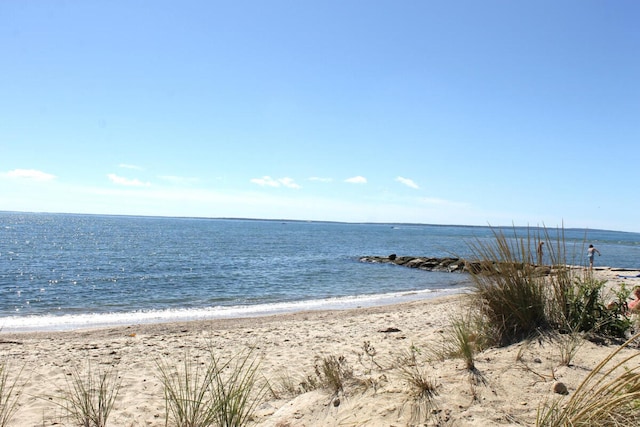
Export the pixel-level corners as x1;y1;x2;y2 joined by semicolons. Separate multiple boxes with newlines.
0;285;470;334
1;264;633;334
2;268;640;426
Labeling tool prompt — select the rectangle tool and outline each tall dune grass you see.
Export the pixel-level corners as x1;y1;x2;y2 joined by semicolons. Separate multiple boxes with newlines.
536;332;640;426
57;362;121;427
467;227;551;345
156;353;217;427
157;348;264;427
467;226;633;345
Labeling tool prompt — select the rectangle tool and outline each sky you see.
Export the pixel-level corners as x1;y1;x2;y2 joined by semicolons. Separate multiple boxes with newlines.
1;1;639;232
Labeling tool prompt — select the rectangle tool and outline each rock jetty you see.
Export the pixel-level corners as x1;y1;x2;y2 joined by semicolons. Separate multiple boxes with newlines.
359;254;466;272
359;254;554;276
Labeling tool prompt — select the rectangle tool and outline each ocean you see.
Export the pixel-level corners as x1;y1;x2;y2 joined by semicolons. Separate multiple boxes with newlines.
2;212;640;332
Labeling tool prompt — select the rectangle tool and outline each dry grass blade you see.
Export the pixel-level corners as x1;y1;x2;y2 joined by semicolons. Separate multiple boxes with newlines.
156;354;217;427
557;331;584;367
0;362;24;427
209;348;265;427
58;362;121;427
537;332;640;426
314;355;353;396
157;348;264;427
401;367;439;425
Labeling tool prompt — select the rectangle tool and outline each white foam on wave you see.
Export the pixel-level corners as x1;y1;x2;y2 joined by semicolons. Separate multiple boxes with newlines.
0;287;469;333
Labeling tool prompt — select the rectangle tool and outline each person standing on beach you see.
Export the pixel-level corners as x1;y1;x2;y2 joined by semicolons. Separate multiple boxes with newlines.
587;244;601;269
537;241;544;265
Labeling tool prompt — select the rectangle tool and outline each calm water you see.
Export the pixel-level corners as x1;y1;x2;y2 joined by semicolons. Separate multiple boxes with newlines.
2;212;640;332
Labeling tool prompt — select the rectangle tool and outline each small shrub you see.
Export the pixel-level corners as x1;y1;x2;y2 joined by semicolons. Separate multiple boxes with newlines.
358;341;384;373
562;276;632;339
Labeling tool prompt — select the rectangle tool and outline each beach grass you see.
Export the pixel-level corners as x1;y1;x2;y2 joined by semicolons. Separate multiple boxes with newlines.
57;362;120;427
208;348;264;427
314;355;354;397
156;347;264;427
0;361;23;427
467;226;635;345
556;330;584;367
156;352;218;427
536;332;640;426
396;352;440;425
467;227;550;345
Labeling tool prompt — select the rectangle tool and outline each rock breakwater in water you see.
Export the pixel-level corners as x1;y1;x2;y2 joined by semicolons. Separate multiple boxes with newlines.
359;254;555;276
359;254;467;272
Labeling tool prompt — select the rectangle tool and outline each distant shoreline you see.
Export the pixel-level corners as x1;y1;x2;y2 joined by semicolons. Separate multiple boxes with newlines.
1;210;634;234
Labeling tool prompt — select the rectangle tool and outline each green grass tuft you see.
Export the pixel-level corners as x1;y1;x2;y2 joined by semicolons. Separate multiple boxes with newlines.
57;362;121;427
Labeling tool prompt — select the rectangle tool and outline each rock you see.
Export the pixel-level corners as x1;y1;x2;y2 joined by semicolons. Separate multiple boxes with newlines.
553;382;569;395
360;255;556;276
359;255;466;272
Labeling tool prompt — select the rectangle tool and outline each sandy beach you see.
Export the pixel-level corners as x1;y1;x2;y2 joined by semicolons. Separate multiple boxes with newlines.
2;268;639;426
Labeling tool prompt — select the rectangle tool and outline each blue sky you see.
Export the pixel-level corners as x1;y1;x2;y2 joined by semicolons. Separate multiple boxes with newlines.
2;1;639;231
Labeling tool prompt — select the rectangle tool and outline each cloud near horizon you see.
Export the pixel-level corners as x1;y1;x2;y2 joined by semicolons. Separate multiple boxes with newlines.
344;176;367;184
107;174;151;187
395;176;419;189
250;176;301;189
3;169;56;182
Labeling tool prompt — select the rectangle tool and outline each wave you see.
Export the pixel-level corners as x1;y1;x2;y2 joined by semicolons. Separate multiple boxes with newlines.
0;287;469;333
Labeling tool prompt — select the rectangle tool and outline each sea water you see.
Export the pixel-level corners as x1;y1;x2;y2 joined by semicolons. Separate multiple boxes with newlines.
2;212;640;332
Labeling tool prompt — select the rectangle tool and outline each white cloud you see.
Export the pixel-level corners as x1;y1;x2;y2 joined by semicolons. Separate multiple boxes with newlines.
250;176;280;187
3;169;56;181
395;176;419;189
107;174;151;187
250;176;301;189
278;177;301;189
345;176;367;184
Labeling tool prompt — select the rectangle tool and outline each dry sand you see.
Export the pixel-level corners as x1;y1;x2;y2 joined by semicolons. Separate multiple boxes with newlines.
2;268;639;426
